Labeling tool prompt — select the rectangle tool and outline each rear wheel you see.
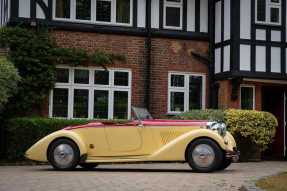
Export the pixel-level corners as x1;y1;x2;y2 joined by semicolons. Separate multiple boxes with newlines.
48;139;80;170
79;163;98;170
186;138;223;173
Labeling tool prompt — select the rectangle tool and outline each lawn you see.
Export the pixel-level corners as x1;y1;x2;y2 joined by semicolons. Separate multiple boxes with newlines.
256;172;287;191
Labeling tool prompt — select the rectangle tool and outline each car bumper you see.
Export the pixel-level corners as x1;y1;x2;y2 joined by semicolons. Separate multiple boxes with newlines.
226;150;240;163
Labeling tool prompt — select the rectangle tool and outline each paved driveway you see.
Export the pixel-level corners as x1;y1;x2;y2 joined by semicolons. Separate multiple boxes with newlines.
0;162;286;191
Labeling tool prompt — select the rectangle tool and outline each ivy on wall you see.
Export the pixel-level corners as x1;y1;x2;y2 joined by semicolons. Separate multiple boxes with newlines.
0;26;126;117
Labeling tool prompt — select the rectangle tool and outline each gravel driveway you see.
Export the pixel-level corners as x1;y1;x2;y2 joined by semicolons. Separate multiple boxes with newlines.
0;161;286;191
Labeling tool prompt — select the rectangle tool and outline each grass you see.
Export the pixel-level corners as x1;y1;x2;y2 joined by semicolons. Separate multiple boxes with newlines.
256;172;287;191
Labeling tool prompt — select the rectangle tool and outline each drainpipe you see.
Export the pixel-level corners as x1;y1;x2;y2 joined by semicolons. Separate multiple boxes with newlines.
145;0;152;110
208;0;217;108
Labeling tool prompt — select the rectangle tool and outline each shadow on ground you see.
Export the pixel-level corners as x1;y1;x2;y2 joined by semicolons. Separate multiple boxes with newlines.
38;167;238;174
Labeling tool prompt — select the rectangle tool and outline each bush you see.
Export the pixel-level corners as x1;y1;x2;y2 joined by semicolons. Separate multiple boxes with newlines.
225;109;277;152
3;118;90;160
0;57;20;111
174;109;225;122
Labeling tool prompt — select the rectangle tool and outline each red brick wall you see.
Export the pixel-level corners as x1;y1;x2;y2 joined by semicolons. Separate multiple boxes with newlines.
51;30;148;110
150;39;209;117
217;80;262;111
49;30;209;118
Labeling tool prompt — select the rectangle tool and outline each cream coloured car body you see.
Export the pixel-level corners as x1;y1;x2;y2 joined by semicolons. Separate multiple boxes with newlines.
25;120;237;163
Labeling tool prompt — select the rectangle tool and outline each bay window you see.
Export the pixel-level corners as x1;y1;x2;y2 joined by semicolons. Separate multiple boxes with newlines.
50;67;131;119
53;0;132;26
168;73;206;113
164;0;183;29
256;0;281;25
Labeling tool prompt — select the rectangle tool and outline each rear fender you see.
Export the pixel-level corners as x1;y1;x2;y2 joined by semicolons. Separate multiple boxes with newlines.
25;130;87;162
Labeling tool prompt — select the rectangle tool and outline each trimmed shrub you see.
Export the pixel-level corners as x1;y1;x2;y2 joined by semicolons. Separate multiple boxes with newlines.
225;109;277;160
173;109;225;122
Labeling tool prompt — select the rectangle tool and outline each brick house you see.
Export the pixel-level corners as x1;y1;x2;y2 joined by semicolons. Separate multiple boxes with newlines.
0;0;286;158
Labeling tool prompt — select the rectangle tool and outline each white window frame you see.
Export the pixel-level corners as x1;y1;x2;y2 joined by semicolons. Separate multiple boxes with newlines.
168;72;206;114
53;0;133;26
49;66;132;119
240;85;255;110
163;0;183;30
255;0;281;25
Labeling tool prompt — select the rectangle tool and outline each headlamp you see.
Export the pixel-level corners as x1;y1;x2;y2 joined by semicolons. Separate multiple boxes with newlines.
207;122;227;137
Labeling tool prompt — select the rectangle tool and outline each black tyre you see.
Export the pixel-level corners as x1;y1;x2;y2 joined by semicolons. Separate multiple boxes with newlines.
79;163;98;170
186;138;223;173
48;139;80;170
217;158;232;171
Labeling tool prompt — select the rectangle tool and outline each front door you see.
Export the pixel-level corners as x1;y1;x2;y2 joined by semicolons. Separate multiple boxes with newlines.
105;127;142;155
262;87;286;159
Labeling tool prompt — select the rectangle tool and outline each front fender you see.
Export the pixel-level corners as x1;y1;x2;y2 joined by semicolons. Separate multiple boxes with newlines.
150;129;236;161
25;130;87;162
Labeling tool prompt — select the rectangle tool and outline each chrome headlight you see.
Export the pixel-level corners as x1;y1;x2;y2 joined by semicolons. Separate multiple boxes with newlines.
207;122;227;137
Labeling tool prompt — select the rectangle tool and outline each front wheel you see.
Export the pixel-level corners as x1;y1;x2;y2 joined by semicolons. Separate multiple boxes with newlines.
48;139;80;170
186;138;223;173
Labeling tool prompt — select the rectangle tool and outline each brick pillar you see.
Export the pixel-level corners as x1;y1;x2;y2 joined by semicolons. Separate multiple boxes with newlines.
255;85;262;111
217;80;240;109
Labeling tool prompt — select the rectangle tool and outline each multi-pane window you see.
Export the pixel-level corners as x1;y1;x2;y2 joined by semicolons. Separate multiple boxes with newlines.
76;0;91;20
240;86;255;110
164;0;183;29
96;0;112;22
50;67;131;119
116;0;131;23
55;0;71;19
52;88;69;117
96;0;131;24
54;0;132;25
168;73;205;113
256;0;281;25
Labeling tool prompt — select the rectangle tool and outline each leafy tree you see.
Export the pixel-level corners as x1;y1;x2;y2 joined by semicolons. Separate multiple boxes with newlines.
0;57;20;111
0;27;126;117
0;27;56;116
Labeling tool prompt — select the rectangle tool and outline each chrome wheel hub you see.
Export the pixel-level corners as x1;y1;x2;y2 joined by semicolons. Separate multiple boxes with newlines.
53;144;74;168
192;144;215;168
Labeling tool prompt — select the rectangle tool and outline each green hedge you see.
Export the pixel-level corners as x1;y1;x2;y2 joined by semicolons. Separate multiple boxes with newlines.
173;109;225;121
3;118;90;160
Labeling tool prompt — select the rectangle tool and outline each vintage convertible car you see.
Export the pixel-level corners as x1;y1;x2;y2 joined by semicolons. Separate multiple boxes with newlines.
25;108;239;172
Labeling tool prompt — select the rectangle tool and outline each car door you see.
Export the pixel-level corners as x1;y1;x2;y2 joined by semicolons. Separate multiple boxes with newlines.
104;125;144;156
